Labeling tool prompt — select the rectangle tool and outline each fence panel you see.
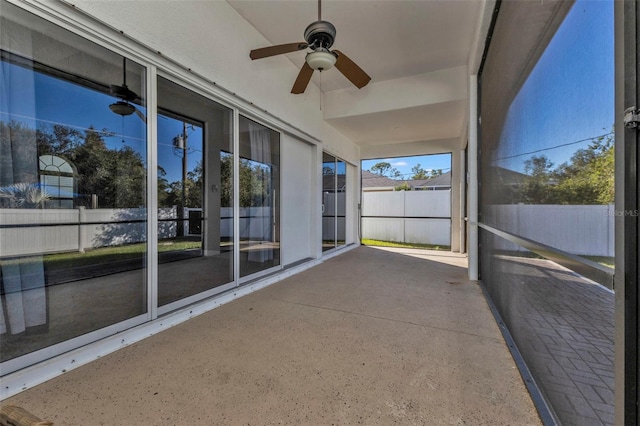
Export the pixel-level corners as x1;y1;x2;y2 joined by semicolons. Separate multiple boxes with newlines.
405;190;450;218
361;192;405;217
362;190;451;246
488;204;614;256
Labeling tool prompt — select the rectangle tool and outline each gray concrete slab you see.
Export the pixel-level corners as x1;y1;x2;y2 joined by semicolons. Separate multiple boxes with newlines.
3;246;541;425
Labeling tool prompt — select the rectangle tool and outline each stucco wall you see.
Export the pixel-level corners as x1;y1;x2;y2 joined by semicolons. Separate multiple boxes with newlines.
70;0;360;165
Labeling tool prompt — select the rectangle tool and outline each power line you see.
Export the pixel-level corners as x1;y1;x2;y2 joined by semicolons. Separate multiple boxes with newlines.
0;111;147;142
494;132;613;162
362;167;452;180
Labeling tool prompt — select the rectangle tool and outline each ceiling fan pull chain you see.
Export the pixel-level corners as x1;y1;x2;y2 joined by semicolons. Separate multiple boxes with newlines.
320;71;322;110
122;57;127;86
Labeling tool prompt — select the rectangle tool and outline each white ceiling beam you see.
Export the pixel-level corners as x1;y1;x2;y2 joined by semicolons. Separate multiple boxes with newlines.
360;137;463;160
322;65;468;120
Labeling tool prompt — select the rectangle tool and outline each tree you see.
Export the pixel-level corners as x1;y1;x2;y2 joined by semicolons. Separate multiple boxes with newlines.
410;164;428;180
521;155;559;204
519;133;614;205
394;182;411;191
370;161;400;178
2;120;147;209
553;135;614;204
410;164;443;180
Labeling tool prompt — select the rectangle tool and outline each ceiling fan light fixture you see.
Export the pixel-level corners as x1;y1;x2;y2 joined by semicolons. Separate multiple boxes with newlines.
109;100;136;116
306;49;336;71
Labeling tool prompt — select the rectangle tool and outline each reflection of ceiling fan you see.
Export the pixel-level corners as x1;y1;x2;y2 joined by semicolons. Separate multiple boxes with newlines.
249;0;371;94
109;57;146;122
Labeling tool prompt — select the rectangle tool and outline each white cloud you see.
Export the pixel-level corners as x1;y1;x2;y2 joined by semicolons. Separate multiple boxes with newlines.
392;161;408;167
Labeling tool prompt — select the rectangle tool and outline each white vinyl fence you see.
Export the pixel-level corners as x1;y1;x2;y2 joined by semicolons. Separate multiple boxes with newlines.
486;204;615;257
1;207;275;258
321;192;346;241
362;190;451;246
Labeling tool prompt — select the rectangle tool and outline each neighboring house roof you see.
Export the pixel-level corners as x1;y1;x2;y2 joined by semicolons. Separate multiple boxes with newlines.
362;170;452;191
492;166;527;186
361;170;399;189
323;173;347;191
410;171;451;189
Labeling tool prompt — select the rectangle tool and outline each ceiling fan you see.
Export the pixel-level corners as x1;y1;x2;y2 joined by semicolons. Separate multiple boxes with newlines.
109;57;146;122
249;0;371;94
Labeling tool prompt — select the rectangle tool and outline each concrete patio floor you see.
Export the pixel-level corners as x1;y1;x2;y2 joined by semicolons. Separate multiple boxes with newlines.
2;246;541;425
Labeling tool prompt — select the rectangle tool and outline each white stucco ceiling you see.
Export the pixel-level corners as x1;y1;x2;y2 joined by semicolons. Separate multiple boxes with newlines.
227;0;491;157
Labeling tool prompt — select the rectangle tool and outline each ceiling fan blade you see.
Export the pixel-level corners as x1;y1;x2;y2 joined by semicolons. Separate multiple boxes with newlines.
250;42;308;60
134;107;147;123
291;62;314;94
110;84;138;102
333;50;371;89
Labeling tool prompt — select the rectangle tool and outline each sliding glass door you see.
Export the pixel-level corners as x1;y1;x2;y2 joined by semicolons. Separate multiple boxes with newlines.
1;1;148;367
322;153;347;252
238;116;280;279
0;0;286;376
157;76;234;310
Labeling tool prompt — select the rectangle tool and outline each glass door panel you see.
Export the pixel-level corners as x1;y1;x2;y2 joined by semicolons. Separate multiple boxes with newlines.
157;76;233;308
1;1;147;367
238;116;280;278
336;159;347;247
157;112;205;304
322;153;337;251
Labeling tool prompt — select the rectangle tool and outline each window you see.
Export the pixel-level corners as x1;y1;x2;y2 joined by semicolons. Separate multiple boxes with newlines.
156;76;234;310
1;0;147;368
38;155;75;208
322;152;346;251
238;116;280;278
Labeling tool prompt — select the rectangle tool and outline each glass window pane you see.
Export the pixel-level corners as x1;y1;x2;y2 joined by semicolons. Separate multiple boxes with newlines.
322;152;336;251
336;159;346;247
239;116;280;278
1;1;147;364
157;76;234;307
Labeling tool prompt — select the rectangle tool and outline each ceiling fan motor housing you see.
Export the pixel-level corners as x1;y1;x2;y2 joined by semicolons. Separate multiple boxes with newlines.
304;20;336;49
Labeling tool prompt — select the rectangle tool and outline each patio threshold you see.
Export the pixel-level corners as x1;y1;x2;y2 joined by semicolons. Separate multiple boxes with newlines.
2;246;541;425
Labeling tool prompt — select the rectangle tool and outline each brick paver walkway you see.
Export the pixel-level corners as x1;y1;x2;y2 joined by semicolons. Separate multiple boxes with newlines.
494;255;615;425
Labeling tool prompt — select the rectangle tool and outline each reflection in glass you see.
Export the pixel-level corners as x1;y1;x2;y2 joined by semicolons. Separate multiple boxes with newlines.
239;116;280;278
322;153;347;251
322;153;336;251
336;159;346;247
157;76;233;307
1;1;147;364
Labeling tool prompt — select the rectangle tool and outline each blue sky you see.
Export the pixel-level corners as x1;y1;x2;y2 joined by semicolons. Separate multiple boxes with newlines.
362;153;451;180
2;60;202;184
2;0;612;182
1;61;147;153
157;115;203;183
495;0;614;172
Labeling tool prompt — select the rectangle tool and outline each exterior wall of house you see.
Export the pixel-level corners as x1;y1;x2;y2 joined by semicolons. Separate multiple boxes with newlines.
70;0;360;167
0;0;362;398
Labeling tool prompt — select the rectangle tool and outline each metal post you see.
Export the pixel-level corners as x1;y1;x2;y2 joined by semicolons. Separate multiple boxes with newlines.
468;75;479;280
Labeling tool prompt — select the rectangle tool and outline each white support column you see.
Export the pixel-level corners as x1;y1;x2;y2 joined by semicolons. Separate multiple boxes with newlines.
147;64;158;320
451;151;461;252
311;144;321;259
459;149;467;254
468;75;479;280
233;109;240;284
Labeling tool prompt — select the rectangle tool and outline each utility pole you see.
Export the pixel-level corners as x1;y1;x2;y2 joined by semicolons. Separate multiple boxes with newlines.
182;121;188;237
174;122;188;238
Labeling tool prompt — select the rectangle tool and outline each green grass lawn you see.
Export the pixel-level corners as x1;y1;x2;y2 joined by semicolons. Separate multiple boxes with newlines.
1;238;202;270
361;239;450;251
584;256;614;269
